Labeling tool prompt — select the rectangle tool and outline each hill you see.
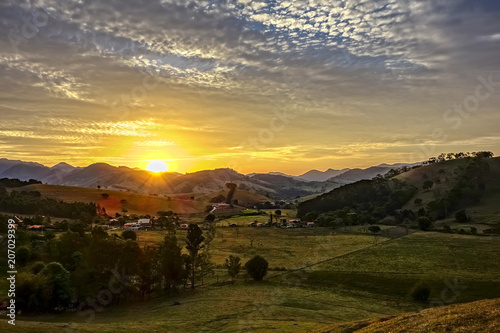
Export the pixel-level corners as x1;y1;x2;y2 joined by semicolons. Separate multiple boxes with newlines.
248;173;342;199
298;155;500;227
317;297;500;333
297;168;350;182
328;166;394;184
13;182;273;216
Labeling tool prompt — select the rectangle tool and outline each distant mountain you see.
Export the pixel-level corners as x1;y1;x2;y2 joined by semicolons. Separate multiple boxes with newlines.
0;158;47;175
297;168;350;182
0;158;422;200
0;162;54;181
326;163;423;184
328;166;393;184
51;162;77;173
248;173;342;199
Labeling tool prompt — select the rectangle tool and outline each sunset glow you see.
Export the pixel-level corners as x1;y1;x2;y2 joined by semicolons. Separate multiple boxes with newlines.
0;0;499;174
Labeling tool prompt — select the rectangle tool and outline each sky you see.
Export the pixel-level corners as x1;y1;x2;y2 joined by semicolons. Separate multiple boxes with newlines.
0;0;499;175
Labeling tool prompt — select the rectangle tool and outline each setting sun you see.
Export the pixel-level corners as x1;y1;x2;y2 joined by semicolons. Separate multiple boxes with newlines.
146;160;169;173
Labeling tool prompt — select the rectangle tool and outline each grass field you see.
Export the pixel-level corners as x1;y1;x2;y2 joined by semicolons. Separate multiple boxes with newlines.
3;208;500;332
0;282;407;333
308;232;500;304
123;227;383;270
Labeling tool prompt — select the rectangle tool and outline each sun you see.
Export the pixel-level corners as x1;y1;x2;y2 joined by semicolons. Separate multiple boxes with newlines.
146;160;169;173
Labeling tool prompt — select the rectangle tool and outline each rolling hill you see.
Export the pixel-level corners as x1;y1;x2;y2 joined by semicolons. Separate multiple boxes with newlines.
297;168;350;182
12;182;273;216
317;297;500;333
298;156;500;226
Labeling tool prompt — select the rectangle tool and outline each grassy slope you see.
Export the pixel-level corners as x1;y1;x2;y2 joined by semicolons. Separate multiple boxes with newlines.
316;297;500;333
310;232;500;303
397;157;500;224
14;184;268;216
0;282;404;333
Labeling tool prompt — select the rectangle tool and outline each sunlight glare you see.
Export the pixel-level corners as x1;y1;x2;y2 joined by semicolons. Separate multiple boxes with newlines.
146;160;169;173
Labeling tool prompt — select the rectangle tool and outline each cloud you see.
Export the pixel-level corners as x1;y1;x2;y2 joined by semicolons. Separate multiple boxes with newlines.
0;0;499;171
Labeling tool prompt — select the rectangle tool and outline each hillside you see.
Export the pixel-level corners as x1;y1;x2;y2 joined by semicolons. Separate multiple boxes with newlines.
15;184;203;215
298;155;500;227
12;182;274;216
249;173;342;198
397;156;500;217
317;297;500;333
328;166;394;184
297;168;350;182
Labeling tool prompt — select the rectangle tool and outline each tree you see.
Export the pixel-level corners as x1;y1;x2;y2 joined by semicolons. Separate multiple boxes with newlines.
204;213;216;222
411;282;431;302
158;236;183;293
17;246;31;266
422;180;434;191
40;262;74;311
417;216;433;231
455;210;469;223
185;224;205;289
245;255;268;281
274;209;282;224
225;255;241;282
122;230;137;241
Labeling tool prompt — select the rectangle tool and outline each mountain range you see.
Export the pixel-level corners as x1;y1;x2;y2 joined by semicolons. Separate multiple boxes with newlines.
0;158;419;199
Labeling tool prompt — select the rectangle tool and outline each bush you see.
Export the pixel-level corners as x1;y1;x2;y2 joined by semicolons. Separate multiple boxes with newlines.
30;261;45;274
414;198;422;205
443;225;451;233
245;255;269;281
470;227;477;234
368;225;381;233
122;230;137;241
17;246;31;266
455;210;469;223
411;282;431;302
417;217;433;231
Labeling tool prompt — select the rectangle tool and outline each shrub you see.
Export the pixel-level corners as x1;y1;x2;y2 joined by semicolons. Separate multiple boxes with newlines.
455;210;469;223
417;217;433;231
17;246;31;266
411;282;431;302
245;255;269;281
122;230;137;241
414;198;423;205
30;261;45;274
368;225;381;233
443;225;451;233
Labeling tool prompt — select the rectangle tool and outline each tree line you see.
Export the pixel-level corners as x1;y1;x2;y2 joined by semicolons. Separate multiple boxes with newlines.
0;218;269;314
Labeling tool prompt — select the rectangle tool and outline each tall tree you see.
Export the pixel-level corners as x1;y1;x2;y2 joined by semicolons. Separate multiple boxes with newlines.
158;236;183;293
225;255;241;282
185;224;205;289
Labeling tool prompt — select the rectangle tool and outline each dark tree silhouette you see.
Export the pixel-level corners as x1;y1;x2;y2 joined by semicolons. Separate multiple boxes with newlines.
185;224;205;289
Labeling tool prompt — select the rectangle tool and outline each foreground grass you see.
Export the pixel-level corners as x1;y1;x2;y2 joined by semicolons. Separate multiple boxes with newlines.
2;230;499;332
1;282;405;333
308;232;500;304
